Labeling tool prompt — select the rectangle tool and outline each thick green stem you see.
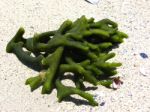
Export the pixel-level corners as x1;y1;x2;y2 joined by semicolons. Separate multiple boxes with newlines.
10;42;43;64
60;58;98;85
6;27;25;53
55;78;98;106
41;47;64;94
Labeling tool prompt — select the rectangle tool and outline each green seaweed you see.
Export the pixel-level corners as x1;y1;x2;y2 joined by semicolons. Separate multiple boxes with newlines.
6;16;128;106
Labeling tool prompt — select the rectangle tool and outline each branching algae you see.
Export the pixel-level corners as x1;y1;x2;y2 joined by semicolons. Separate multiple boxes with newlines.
6;16;128;106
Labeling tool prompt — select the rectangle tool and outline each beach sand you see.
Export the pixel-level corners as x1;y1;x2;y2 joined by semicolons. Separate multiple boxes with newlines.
0;0;150;112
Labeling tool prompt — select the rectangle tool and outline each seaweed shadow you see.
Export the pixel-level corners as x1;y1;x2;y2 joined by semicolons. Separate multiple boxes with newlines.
63;96;91;106
84;86;98;91
16;57;42;72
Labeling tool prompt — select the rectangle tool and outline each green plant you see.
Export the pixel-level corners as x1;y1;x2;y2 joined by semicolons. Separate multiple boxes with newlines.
6;16;128;106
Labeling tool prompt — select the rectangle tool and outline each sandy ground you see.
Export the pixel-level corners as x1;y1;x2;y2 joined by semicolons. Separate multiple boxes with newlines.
0;0;150;112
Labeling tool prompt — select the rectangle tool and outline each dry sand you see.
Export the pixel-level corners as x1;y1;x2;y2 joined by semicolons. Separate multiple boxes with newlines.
0;0;150;112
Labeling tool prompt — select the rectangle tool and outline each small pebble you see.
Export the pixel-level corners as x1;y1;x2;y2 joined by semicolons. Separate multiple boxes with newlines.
110;97;116;102
111;77;123;89
140;53;148;59
85;0;100;4
140;66;150;76
30;26;34;29
128;92;133;97
100;101;105;106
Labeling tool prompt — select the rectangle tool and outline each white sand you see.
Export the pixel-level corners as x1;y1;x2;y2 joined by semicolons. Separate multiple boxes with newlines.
0;0;150;112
